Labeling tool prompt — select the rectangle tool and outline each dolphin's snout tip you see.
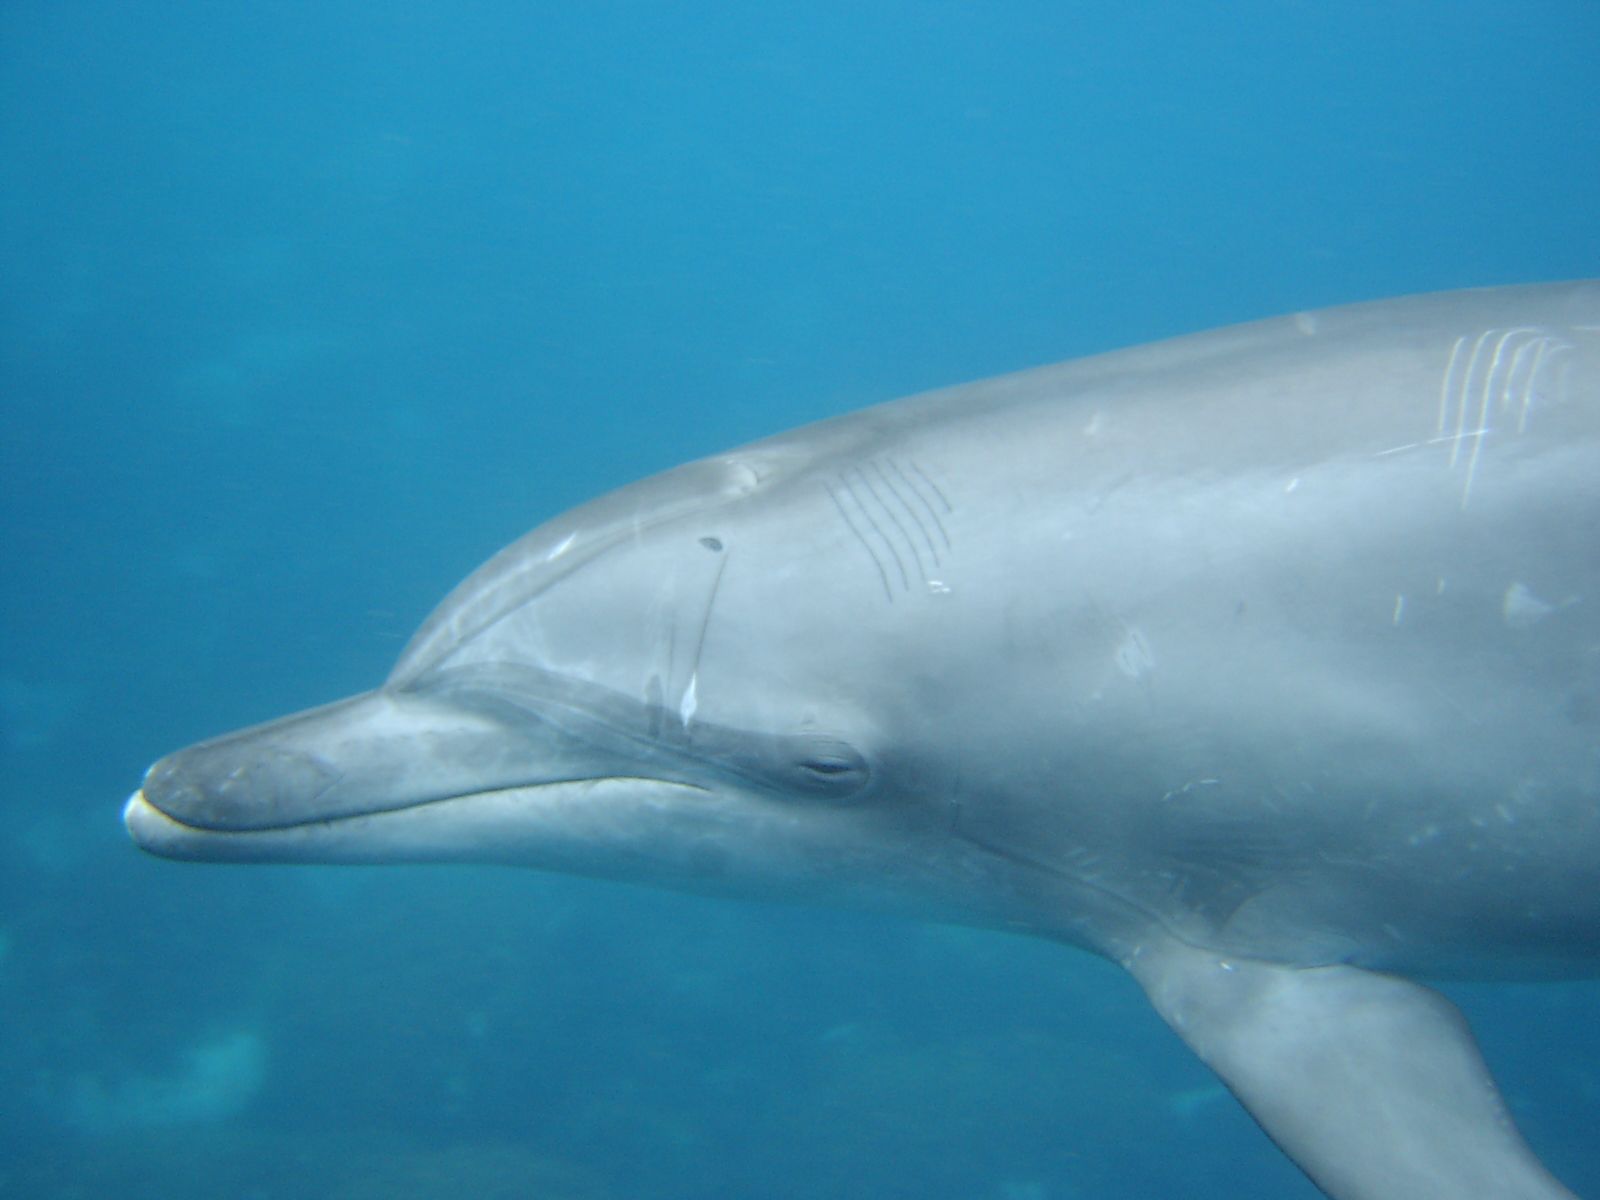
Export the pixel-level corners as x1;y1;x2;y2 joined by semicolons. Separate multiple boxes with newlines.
124;784;219;860
123;787;167;850
122;788;144;829
126;750;236;854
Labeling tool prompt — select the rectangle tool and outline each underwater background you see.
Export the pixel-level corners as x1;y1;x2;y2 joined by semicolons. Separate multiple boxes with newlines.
3;2;1599;1197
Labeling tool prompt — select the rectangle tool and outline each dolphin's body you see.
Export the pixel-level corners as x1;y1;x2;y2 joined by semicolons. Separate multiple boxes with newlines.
126;283;1599;1199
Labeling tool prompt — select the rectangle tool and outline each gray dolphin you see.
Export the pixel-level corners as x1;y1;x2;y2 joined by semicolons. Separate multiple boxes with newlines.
126;282;1599;1199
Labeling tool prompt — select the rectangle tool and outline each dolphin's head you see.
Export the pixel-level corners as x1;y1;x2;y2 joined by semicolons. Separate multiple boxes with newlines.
125;441;993;918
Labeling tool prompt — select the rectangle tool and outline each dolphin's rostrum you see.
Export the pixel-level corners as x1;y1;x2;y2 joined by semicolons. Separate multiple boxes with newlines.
127;283;1600;1200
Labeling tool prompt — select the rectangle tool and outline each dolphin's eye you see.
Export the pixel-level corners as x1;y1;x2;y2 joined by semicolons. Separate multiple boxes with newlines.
719;731;872;800
801;757;854;775
787;737;870;797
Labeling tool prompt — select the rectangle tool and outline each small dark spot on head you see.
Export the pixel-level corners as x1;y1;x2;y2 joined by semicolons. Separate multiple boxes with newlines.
699;536;724;552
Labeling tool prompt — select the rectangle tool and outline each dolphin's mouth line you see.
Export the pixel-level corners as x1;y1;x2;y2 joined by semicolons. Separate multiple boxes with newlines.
135;775;712;837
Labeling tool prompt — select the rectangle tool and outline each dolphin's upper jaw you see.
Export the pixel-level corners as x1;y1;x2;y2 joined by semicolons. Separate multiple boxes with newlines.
119;681;718;863
126;681;640;830
125;759;697;839
131;741;344;834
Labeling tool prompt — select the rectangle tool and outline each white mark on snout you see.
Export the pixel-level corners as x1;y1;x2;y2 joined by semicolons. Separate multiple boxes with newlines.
1284;477;1301;494
544;532;577;561
1392;594;1406;626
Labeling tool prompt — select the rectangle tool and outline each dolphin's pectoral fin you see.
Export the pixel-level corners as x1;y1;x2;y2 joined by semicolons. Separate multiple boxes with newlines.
1125;938;1576;1200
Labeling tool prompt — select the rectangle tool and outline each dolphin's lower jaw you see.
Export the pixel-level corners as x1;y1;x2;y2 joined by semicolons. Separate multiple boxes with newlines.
124;779;993;925
122;778;710;867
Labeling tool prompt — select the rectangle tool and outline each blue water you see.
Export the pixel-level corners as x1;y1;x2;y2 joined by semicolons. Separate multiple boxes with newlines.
3;2;1598;1196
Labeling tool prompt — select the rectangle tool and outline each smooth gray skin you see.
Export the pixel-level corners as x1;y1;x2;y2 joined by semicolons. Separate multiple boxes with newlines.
126;283;1600;1199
